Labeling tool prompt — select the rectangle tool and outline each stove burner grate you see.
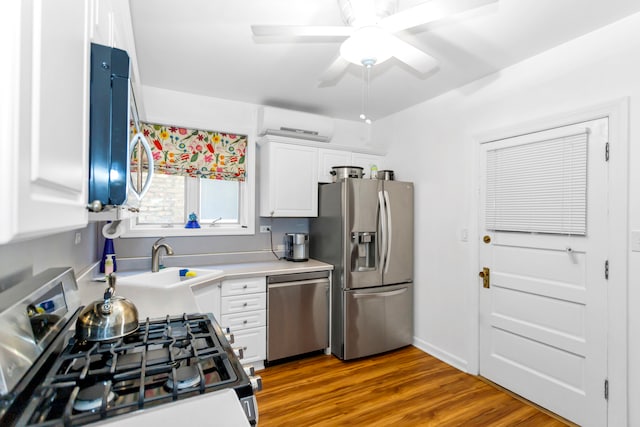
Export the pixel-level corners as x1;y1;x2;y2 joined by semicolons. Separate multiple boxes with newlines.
8;314;252;427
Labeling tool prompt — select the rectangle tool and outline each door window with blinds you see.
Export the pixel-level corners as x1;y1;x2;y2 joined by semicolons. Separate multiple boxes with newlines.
485;130;588;235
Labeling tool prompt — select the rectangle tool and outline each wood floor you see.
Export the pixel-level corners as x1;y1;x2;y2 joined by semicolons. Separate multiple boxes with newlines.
255;346;569;426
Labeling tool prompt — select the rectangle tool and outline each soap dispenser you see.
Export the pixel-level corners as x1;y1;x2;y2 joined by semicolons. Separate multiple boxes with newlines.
100;238;117;273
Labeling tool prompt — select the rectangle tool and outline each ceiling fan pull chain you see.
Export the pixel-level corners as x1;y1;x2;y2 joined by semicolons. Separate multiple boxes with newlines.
360;64;367;121
359;60;373;124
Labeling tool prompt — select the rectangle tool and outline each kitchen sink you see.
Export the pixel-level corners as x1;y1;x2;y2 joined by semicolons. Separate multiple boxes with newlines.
116;267;223;288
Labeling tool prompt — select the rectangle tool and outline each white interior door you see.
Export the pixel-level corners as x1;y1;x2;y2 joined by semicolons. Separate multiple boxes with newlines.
478;118;609;426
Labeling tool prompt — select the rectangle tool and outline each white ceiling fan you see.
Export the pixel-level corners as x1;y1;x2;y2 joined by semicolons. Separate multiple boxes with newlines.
251;0;498;83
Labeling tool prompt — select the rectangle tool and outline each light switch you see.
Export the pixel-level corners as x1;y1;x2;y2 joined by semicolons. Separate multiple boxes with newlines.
631;231;640;252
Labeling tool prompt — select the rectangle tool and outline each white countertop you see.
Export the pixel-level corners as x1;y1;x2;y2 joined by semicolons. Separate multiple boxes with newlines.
76;259;333;319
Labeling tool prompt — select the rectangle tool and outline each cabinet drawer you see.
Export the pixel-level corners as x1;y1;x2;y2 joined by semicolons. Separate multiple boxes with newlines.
221;293;266;314
221;310;265;331
232;326;266;365
221;277;266;296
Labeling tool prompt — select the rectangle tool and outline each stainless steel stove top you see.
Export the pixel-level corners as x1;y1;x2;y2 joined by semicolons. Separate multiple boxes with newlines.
0;268;257;426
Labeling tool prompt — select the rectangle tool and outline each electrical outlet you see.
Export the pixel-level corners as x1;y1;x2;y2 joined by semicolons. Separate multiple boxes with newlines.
260;225;271;233
74;232;82;245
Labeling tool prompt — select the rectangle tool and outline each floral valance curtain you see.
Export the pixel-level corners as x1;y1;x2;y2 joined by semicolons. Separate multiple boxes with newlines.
132;122;247;181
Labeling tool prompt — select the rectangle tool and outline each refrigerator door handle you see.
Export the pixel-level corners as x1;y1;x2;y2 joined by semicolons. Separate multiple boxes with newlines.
378;190;388;273
352;287;409;298
383;190;392;274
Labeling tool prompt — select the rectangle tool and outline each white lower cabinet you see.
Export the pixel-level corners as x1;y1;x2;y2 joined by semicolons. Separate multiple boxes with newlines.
231;327;267;365
220;277;266;369
191;280;222;321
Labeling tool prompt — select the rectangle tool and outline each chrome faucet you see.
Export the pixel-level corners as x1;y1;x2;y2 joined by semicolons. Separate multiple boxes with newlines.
151;237;174;272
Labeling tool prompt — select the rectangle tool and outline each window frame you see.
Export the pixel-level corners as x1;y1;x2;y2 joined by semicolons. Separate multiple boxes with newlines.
121;137;255;237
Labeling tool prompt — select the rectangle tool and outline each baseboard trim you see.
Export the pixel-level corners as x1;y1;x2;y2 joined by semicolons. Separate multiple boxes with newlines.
412;337;468;372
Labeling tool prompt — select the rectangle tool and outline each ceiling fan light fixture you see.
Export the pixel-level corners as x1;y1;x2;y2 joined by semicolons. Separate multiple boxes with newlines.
339;25;393;66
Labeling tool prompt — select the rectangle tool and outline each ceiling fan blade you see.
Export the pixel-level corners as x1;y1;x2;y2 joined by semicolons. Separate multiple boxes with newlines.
386;36;438;74
251;25;354;38
380;0;497;34
318;56;351;85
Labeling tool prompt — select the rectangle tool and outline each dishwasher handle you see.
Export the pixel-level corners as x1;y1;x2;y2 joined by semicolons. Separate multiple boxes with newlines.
268;278;329;289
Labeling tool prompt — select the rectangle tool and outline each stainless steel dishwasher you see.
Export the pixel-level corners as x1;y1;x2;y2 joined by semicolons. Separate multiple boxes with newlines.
267;270;330;362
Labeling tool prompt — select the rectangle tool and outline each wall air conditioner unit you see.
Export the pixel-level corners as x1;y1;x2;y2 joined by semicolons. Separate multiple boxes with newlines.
257;106;334;142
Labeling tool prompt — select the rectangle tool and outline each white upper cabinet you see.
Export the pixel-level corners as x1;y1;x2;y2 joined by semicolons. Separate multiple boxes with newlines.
0;0;90;244
259;137;319;217
317;148;352;183
259;136;386;217
318;149;386;182
351;152;385;179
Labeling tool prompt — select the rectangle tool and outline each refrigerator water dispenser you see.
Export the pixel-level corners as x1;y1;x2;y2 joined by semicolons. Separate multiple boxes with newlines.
352;232;376;271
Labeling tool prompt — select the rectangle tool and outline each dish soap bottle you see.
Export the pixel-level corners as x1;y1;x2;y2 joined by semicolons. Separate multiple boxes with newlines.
104;254;115;277
100;238;117;273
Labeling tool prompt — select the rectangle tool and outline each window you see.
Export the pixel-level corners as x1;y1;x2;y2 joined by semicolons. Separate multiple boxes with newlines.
135;176;242;226
123;122;254;237
485;130;588;235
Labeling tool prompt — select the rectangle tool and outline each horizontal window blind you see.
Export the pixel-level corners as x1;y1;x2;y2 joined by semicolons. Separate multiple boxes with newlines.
485;131;588;235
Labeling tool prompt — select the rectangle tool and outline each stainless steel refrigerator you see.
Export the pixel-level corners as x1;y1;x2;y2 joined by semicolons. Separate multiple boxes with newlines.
310;178;413;360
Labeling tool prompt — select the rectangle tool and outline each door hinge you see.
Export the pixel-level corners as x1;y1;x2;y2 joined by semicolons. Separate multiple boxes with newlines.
605;142;610;161
604;379;609;400
605;260;609;280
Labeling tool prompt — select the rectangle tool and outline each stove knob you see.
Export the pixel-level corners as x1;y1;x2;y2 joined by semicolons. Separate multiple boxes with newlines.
233;347;244;360
243;365;255;376
225;333;235;344
249;375;263;392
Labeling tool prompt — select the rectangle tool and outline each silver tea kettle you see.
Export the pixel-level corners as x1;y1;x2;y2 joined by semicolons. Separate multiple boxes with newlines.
76;274;139;341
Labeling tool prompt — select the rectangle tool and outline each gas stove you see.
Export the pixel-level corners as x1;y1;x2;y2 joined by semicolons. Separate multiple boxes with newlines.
0;268;258;426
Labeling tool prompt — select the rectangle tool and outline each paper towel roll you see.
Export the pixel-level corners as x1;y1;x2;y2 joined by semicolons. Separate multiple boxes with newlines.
102;221;124;239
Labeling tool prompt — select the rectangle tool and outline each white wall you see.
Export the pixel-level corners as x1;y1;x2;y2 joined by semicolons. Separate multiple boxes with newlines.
0;225;98;288
140;86;371;147
374;12;640;425
113;86;369;259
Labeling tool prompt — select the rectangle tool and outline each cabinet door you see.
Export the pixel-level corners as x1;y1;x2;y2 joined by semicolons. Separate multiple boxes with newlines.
317;148;352;183
351;153;385;179
191;282;222;321
259;141;318;217
233;326;266;365
1;0;89;243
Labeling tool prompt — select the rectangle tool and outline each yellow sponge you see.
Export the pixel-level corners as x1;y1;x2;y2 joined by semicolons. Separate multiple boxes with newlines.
185;271;197;278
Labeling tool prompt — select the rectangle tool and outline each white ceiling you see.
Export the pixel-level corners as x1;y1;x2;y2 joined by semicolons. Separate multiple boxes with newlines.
129;0;640;121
